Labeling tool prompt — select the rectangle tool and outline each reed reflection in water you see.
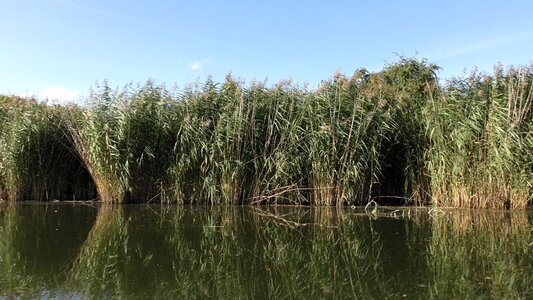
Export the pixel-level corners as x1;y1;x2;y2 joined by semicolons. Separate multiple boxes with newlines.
0;204;531;298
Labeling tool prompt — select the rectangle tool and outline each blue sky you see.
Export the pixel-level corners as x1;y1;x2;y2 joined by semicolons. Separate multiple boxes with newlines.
1;0;532;102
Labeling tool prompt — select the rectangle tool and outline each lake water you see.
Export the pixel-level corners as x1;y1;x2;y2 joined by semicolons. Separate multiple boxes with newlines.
0;203;531;299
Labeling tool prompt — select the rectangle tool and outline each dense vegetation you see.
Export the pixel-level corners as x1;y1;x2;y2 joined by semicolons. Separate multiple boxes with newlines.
0;58;531;207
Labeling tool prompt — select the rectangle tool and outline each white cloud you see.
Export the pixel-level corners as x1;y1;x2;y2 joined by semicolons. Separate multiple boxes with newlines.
188;61;202;70
188;58;210;71
40;86;81;103
17;91;37;99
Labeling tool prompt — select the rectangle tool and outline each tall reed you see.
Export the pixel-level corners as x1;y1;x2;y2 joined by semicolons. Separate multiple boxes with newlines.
0;58;531;207
0;96;95;201
427;65;532;208
67;82;178;203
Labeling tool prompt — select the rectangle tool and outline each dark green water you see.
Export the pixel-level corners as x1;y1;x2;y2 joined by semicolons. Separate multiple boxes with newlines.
0;204;532;299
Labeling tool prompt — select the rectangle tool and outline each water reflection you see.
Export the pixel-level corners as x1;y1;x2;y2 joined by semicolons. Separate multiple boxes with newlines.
427;210;533;298
0;203;97;298
0;204;531;298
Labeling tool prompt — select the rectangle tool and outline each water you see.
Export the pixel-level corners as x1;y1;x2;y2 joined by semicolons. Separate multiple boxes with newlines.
0;204;532;299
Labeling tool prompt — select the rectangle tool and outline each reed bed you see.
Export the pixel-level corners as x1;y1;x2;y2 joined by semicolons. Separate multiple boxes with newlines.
0;96;96;201
0;58;531;207
66;82;178;203
427;65;533;208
